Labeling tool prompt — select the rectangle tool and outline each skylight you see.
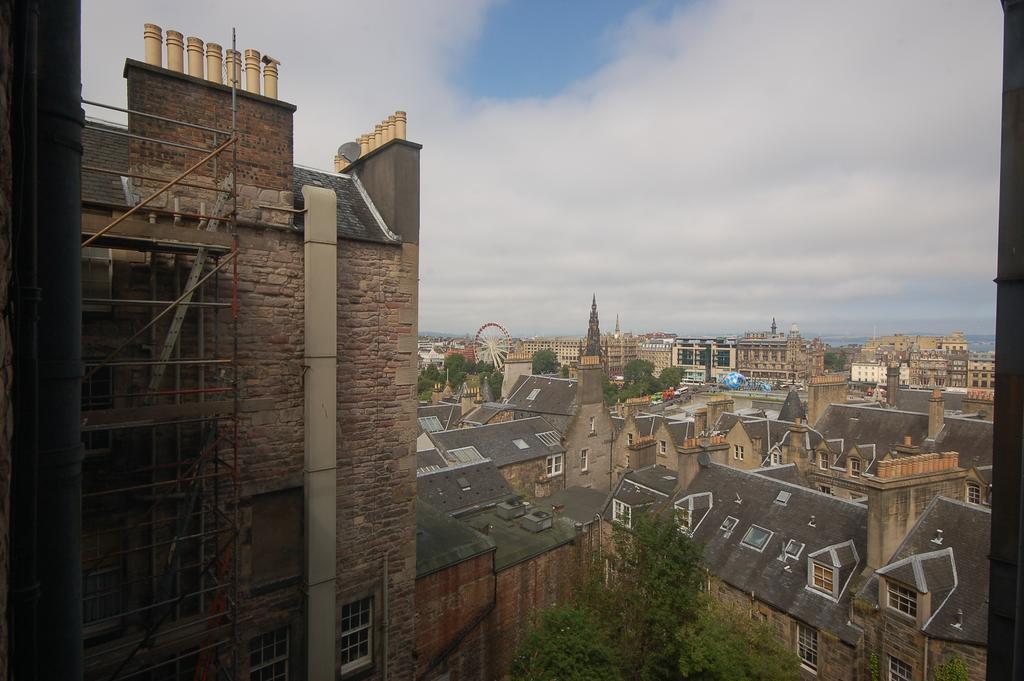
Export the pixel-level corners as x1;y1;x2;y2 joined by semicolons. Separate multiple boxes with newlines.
774;490;792;506
418;416;444;433
741;525;774;552
526;388;541;401
720;516;738;534
512;438;529;449
447;446;484;464
783;539;805;560
456;476;471;491
536;431;561;446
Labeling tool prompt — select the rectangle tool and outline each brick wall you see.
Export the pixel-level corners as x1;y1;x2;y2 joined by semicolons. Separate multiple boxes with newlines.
415;551;496;681
0;2;12;677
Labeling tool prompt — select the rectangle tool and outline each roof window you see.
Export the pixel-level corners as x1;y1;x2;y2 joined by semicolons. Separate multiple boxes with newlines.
740;524;774;552
418;416;444;433
782;539;804;560
447;446;484;464
720;516;738;535
512;438;529;449
456;476;471;491
526;388;541;401
536;431;561;446
774;490;792;506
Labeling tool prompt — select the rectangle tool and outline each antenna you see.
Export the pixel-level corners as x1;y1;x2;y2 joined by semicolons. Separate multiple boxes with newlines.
337;141;361;164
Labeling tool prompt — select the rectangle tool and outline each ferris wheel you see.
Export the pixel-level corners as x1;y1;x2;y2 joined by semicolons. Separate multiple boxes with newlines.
475;322;512;370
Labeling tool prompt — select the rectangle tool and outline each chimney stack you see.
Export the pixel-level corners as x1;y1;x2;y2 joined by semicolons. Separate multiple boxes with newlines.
143;24;163;67
165;30;185;73
928;388;945;440
886;365;900;407
244;49;261;94
205;43;223;84
186;36;204;78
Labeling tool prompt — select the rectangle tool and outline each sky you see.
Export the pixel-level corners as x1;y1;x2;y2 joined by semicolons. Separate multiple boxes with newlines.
81;1;1004;338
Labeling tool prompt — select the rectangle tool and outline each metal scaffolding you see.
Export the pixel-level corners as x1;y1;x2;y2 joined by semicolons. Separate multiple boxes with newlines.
78;82;240;681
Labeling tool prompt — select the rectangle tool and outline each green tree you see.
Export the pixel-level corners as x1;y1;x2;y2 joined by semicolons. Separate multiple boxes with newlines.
582;509;704;681
511;605;622;681
933;655;968;681
659;366;683;389
561;365;570;378
443;353;469;389
417;364;442;402
487;370;504;401
678;601;800;681
624;359;656;387
824;351;845;372
602;374;621;406
532;349;560;375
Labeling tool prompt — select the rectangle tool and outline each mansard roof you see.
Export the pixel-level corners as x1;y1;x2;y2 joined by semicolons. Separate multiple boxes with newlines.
859;496;989;645
679;463;867;644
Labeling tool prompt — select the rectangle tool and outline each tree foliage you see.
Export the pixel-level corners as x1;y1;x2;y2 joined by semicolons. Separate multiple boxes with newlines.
933;655;969;681
532;349;560;375
678;602;800;681
824;351;845;372
511;605;622;681
659;366;683;389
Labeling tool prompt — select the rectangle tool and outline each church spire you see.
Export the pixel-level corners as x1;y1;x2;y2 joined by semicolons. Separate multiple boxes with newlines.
771;317;778;336
615;313;620;337
584;294;602;357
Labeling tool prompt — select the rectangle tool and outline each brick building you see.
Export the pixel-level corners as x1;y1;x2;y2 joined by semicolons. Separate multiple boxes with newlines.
75;25;419;679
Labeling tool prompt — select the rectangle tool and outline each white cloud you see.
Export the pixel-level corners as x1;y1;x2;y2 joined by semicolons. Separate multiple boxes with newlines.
82;0;1004;337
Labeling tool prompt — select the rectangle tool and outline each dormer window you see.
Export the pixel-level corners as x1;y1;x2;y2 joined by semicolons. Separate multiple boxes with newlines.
886;581;917;618
818;452;828;470
771;450;782;465
734;444;745;461
811;562;834;594
849;458;861;477
720;516;738;535
967;482;981;505
677;507;692;533
612;499;632;528
659;440;667;455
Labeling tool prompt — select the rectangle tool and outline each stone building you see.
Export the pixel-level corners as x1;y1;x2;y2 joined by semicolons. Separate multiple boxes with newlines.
638;337;674;377
517;336;582;368
736;321;823;385
75;25;419;679
602;314;639;376
968;353;996;389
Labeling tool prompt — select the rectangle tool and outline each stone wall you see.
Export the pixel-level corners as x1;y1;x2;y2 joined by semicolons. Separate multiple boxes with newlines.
0;2;12;677
498;458;559;499
564;401;615;491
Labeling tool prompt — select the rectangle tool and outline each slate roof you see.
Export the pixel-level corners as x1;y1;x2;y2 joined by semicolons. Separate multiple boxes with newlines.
541;486;610;527
293;166;400;244
814;404;993;468
750;463;804;486
416;460;514;517
716;412;827;465
416;501;495;577
82;120;130;206
778;390;807;422
614;413;695;447
896;389;966;414
858;497;990;644
605;465;678;516
418;403;462;433
504;375;578;416
461;402;514;426
679;463;868;644
416;448;446;473
427;416;564;468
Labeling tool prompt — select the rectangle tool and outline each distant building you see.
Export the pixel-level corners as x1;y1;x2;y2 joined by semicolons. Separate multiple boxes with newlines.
736;320;823;385
638;337;675;377
518;336;582;367
968;353;995;389
602;314;639;376
851;360;909;386
672;335;737;383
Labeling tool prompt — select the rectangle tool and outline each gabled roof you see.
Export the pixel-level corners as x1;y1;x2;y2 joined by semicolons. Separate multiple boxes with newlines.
460;402;514;426
427;416;565;468
293;165;401;244
82;120;131;206
504;375;578;417
416;460;513;517
778;390;807;422
680;464;867;644
716;412;828;464
606;465;678;514
858;497;989;644
814;404;992;468
417;403;462;433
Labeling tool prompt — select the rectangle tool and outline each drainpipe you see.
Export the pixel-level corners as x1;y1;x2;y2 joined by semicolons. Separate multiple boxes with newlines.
10;1;40;678
991;3;1024;680
33;0;85;677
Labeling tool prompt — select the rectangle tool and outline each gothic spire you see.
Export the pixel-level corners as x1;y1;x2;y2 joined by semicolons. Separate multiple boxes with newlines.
771;317;778;336
584;295;602;357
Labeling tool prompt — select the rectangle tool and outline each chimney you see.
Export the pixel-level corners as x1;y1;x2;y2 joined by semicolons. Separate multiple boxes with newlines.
186;37;204;78
225;49;242;88
928;389;945;440
205;43;223;84
348;111;422;244
244;49;261;94
386;115;396;142
577;355;603;406
806;374;847;427
694;408;708;436
396;111;407;139
886;365;900;407
165;30;185;73
359;135;371;157
705;397;733;432
262;56;280;99
143;23;163;67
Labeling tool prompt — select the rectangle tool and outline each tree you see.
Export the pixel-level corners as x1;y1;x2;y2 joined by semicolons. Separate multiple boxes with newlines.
824;351;845;372
511;605;622;681
602;375;620;406
933;655;968;681
561;365;570;378
659;366;683;389
417;364;442;402
443;353;469;389
624;359;656;387
486;370;504;401
532;349;559;375
677;601;800;681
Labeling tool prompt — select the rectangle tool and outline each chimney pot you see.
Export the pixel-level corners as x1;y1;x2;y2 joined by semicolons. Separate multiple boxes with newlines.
225;50;242;88
186;37;204;78
395;111;407;139
359;135;370;156
386;115;396;142
244;49;261;95
143;24;163;67
205;43;223;84
374;123;384;148
165;30;185;73
262;57;280;99
903;435;912;446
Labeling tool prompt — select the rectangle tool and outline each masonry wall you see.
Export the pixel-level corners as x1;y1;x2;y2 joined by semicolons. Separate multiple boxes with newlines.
564;401;615;491
498;458;562;499
415;551;496;681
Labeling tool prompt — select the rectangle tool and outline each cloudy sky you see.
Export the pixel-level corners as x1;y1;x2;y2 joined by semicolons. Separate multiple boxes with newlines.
82;1;1004;338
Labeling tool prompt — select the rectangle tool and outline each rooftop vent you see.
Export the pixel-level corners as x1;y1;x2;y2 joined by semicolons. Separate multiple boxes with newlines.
931;528;944;545
808;515;816;527
520;510;553;533
456;476;471;491
496;499;528;521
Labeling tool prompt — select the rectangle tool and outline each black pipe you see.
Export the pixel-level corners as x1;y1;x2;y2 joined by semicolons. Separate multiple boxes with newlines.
9;0;41;679
33;0;84;677
989;2;1024;679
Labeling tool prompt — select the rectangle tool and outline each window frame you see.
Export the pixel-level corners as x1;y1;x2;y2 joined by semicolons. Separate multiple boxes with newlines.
580;448;589;472
589;416;597;434
967;481;981;505
340;596;374;675
612;499;632;528
818;452;828;470
886;581;918;619
658;440;667;455
850;457;861;477
249;626;289;681
811;561;835;595
546;453;564;477
888;655;912;681
797;623;818;673
740;524;774;552
720;516;739;535
627;432;634;446
734;444;745;460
